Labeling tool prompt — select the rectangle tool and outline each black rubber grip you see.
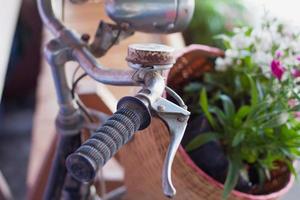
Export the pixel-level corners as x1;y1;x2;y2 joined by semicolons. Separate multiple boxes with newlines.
66;97;151;182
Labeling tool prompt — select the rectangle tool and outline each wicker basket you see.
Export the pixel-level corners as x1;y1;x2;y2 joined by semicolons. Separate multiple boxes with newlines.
118;45;294;200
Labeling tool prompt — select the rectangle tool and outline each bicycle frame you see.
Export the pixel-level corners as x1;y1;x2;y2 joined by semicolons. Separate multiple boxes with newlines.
38;0;193;199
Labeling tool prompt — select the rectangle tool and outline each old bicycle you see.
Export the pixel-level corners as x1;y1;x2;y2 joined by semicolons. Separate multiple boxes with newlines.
38;0;195;199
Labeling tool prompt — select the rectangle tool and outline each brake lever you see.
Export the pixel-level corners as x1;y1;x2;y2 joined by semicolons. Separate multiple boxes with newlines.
127;43;190;198
151;97;190;198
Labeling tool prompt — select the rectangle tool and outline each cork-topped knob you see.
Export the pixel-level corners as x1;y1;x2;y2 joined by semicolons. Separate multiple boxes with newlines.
126;43;175;67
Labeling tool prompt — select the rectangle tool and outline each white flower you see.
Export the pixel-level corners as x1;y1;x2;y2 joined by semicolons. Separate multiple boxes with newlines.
224;57;233;66
278;37;291;50
270;32;282;46
256;31;273;51
251;28;261;39
284;55;298;67
215;57;225;67
281;24;294;37
215;57;228;72
231;33;252;49
252;52;272;65
290;41;300;53
216;15;300;80
215;65;228;72
225;49;239;58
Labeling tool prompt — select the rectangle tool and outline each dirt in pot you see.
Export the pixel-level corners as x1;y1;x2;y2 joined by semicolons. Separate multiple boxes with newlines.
249;161;291;195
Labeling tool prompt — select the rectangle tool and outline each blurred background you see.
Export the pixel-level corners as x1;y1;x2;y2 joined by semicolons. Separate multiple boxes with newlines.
0;0;299;199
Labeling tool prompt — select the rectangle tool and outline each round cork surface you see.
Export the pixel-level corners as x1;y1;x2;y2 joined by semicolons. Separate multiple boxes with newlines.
126;43;175;66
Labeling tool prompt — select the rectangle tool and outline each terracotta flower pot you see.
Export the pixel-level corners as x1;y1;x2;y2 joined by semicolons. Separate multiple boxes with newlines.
118;45;294;200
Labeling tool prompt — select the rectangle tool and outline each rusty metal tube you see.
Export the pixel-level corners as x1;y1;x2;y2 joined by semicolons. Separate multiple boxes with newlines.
38;0;137;86
72;47;137;86
37;0;65;36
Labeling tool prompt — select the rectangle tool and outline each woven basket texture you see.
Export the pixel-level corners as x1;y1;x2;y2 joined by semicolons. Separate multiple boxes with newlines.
118;45;294;200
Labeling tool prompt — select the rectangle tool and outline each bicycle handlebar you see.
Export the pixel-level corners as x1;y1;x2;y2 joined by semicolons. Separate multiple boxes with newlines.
66;97;151;182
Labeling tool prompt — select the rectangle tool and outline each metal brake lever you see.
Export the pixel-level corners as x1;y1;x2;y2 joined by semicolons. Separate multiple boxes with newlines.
151;97;190;198
126;43;190;198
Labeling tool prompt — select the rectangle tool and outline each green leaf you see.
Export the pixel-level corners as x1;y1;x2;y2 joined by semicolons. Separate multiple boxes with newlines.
200;88;218;129
256;80;264;100
232;131;245;147
234;106;250;127
236;105;251;120
247;74;259;106
290;104;300;112
240;73;250;90
219;95;236;118
214;34;231;40
240;167;250;183
261;112;289;129
247;100;270;120
244;149;258;163
184;82;202;93
254;110;282;124
284;160;297;178
185;132;220;152
223;157;241;200
210;106;227;126
292;91;300;102
257;167;266;189
244;56;252;67
204;73;231;94
245;27;253;36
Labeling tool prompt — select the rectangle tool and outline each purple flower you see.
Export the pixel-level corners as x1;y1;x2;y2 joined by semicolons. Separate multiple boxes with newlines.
270;59;285;80
297;56;300;62
276;50;283;58
292;69;300;78
295;112;300;121
289;99;298;107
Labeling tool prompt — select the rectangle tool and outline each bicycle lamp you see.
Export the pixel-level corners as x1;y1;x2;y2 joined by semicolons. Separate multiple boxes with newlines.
104;0;195;33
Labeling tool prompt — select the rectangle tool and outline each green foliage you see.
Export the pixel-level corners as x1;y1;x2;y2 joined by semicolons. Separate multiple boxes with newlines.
199;88;218;129
184;17;300;199
185;132;220;152
223;157;242;200
186;81;300;198
184;0;249;47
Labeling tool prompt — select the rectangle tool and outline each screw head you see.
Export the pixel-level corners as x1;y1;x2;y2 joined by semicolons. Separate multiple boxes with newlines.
177;117;186;122
157;105;165;112
81;33;90;43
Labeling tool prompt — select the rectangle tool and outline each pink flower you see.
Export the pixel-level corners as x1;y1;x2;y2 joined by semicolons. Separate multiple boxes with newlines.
270;59;285;80
288;99;298;107
295;112;300;121
292;69;300;78
276;50;283;58
296;56;300;62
